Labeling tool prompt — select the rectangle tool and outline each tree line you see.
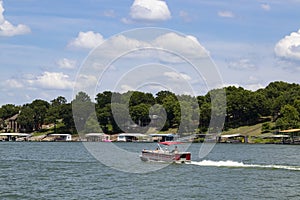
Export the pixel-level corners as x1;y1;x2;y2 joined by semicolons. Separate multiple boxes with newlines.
0;81;299;135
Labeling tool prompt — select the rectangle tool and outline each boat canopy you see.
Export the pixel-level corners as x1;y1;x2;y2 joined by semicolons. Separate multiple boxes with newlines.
159;141;183;146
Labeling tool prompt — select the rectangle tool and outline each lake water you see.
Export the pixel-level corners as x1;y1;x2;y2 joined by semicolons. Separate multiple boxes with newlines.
0;142;299;199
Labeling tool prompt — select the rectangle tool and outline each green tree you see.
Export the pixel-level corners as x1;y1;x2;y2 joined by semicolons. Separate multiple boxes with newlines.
161;95;181;129
30;99;50;131
276;104;300;130
72;92;94;133
155;91;176;104
17;106;34;132
61;103;76;134
0;104;20;119
129;91;155;106
130;103;151;126
84;113;102;133
45;96;68;133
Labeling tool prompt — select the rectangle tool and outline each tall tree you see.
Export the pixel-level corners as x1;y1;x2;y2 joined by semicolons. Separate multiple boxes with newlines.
17;105;35;132
276;104;300;130
30;99;50;131
72;92;94;133
0;104;20;119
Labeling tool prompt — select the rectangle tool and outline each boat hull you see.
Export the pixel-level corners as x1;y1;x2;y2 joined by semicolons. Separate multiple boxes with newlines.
140;150;191;164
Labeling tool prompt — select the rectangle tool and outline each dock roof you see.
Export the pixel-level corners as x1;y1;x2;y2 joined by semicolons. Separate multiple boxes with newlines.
280;129;300;133
118;133;148;137
149;133;175;137
0;133;30;137
221;133;244;138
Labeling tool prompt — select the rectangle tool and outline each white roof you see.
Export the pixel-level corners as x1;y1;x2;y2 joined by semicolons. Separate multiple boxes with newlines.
118;133;147;137
0;133;30;137
280;129;300;133
149;133;175;137
221;134;244;138
49;134;71;136
261;134;290;138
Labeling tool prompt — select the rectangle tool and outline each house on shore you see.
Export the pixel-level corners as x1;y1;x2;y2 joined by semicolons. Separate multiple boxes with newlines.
5;114;21;132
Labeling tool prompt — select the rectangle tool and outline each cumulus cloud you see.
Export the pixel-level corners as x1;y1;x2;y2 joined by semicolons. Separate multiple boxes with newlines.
274;29;300;60
5;79;23;88
152;32;209;58
164;71;191;81
218;11;234;18
74;30;209;64
68;31;104;49
91;34;149;59
0;0;31;37
120;84;135;93
261;3;271;11
228;59;257;70
130;0;171;21
28;72;74;90
179;10;191;22
103;9;116;18
57;58;77;69
75;74;98;91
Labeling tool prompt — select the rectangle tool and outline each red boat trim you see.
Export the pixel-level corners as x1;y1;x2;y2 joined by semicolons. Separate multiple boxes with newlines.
159;141;183;146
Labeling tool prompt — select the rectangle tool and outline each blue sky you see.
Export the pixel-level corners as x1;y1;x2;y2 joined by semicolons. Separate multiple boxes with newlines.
0;0;300;106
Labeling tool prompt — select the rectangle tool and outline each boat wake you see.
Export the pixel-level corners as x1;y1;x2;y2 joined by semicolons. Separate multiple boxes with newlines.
188;160;300;171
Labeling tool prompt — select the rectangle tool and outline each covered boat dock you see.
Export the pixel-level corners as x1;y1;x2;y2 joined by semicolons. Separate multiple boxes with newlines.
85;133;111;142
279;129;300;144
149;134;177;142
0;133;31;141
48;134;72;141
117;133;149;142
218;133;248;143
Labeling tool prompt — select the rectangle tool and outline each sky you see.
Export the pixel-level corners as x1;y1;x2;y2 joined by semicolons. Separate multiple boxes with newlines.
0;0;300;106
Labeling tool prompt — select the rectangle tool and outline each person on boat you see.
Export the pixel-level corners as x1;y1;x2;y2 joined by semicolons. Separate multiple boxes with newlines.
171;146;178;153
174;146;178;153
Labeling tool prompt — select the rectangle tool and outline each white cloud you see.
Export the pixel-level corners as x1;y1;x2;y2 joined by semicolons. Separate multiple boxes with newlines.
130;0;171;21
164;71;191;81
28;72;74;90
57;58;77;69
76;30;209;65
0;0;31;37
228;59;256;70
5;79;23;88
218;11;234;18
261;3;271;11
120;84;135;93
274;29;300;60
68;31;104;49
103;9;116;18
92;34;149;58
179;10;191;22
121;17;132;24
152;32;209;59
75;74;98;89
0;1;4;24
